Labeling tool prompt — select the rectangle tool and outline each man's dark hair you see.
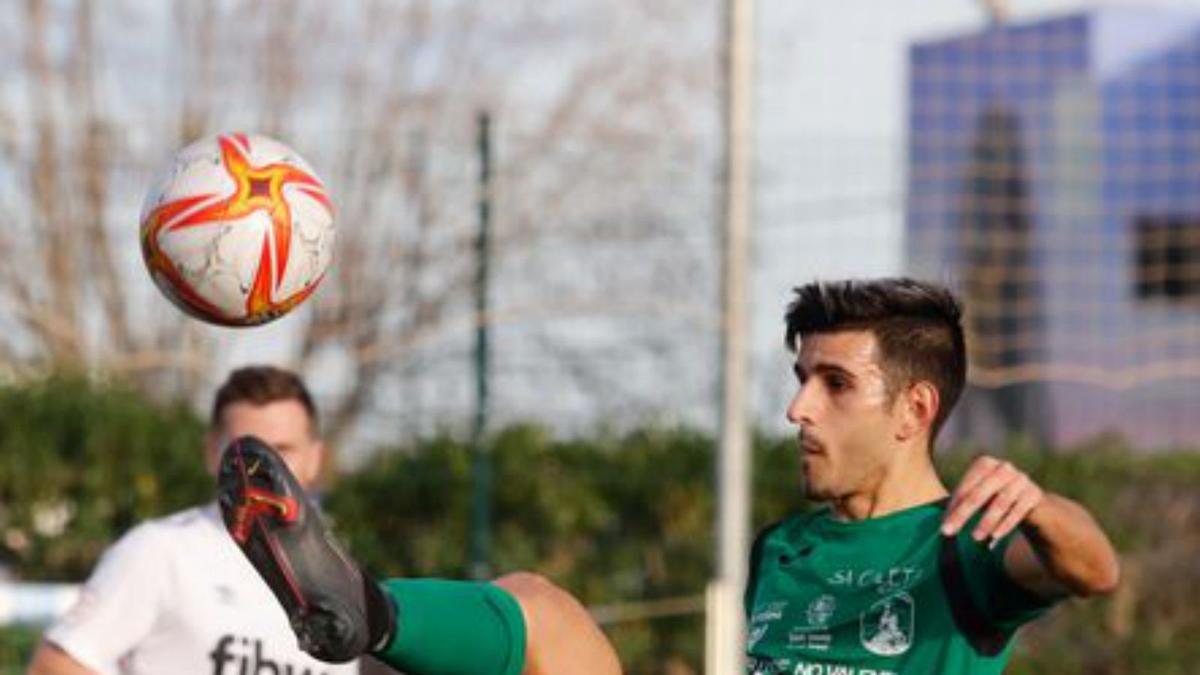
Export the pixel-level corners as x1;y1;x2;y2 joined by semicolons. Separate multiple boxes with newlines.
784;277;966;444
210;365;319;434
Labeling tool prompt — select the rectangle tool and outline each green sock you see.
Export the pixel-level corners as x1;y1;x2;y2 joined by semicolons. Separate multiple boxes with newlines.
373;579;527;675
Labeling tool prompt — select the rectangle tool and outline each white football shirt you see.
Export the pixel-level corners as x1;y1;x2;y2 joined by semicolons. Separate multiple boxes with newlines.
45;503;359;675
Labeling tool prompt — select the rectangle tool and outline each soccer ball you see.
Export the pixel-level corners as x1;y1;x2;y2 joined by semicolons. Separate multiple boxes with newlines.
140;133;335;327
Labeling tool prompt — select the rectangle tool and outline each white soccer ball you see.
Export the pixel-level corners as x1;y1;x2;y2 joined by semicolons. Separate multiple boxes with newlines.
140;133;335;326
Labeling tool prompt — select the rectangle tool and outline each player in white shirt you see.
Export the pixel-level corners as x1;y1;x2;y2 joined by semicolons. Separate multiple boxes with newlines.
26;366;359;675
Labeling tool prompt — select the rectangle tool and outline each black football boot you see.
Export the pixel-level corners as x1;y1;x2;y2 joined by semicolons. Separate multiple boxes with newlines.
217;435;395;663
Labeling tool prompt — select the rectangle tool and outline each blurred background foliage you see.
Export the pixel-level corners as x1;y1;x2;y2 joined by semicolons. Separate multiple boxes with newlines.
2;377;1198;673
0;376;210;581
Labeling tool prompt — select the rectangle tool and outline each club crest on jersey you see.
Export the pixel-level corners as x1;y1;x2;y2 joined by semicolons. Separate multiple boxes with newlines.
859;592;914;656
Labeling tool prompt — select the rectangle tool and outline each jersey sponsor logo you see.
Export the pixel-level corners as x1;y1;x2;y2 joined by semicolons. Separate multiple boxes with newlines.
747;655;789;675
786;594;836;652
786;628;832;652
859;592;914;657
746;657;897;675
751;600;788;625
804;595;836;629
209;634;335;675
791;663;896;675
749;624;770;650
825;567;921;595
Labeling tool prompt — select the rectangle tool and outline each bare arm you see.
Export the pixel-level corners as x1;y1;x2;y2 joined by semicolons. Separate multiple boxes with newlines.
1004;493;1120;598
942;456;1121;598
26;640;100;675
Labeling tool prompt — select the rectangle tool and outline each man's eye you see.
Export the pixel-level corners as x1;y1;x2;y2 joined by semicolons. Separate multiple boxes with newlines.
827;377;848;391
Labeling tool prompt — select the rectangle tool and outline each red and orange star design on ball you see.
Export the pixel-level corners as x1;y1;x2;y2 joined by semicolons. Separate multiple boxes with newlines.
141;133;333;326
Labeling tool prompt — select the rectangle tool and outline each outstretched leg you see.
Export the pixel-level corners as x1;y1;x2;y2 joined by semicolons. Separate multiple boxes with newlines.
217;435;622;675
494;572;622;675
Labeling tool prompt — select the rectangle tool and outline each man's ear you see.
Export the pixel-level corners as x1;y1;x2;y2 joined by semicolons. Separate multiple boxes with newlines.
896;381;940;443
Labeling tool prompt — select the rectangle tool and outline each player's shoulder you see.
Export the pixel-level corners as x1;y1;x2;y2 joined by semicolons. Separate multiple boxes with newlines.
746;511;824;608
152;503;215;530
109;504;214;554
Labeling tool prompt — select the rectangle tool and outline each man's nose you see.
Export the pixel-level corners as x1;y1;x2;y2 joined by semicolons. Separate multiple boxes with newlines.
786;383;816;426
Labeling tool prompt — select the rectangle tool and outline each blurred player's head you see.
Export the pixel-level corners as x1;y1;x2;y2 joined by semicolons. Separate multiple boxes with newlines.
205;365;324;488
783;278;966;501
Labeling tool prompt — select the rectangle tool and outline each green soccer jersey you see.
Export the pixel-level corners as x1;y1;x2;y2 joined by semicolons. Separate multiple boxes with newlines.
744;498;1057;675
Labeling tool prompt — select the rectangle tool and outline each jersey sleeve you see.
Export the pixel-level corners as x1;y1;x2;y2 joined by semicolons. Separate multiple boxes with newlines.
955;520;1058;634
44;524;170;675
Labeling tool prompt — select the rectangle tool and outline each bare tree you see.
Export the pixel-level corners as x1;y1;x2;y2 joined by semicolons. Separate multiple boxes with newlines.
0;0;718;447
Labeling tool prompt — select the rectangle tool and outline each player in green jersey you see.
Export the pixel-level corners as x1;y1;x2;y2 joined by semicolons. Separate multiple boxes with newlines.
219;277;1118;675
744;277;1120;674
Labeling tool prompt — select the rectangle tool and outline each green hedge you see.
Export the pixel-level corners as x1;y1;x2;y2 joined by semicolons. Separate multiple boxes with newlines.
0;376;211;581
1;377;1198;673
328;432;1200;674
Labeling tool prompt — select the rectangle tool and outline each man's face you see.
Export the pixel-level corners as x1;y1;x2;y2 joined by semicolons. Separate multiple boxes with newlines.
206;400;323;488
786;329;904;501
